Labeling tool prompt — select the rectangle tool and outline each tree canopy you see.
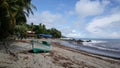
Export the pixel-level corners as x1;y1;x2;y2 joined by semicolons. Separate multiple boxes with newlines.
26;23;62;38
0;0;35;40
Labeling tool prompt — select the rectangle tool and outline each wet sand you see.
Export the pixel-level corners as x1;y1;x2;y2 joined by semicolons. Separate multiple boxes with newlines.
0;39;120;68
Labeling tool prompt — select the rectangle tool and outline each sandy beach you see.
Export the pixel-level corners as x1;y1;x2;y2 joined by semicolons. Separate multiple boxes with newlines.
0;39;120;68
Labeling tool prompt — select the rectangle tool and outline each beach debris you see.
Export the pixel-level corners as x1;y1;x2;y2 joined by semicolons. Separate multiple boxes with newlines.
23;56;29;60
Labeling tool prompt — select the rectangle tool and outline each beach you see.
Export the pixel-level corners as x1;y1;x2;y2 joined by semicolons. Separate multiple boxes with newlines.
0;39;120;68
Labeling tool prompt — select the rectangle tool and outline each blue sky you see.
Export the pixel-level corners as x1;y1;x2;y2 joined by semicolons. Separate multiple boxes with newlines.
27;0;120;38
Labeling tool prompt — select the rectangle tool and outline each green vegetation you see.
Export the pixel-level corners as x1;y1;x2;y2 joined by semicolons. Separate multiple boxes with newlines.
15;23;62;39
15;24;28;39
0;0;36;40
26;23;62;38
0;0;62;40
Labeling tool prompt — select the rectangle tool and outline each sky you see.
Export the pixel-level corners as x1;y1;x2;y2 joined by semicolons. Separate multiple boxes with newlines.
27;0;120;39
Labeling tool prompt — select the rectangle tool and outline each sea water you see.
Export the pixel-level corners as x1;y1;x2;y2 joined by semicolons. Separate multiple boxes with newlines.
60;38;120;58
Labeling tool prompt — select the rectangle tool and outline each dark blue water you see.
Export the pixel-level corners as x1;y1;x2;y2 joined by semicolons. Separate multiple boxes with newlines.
60;38;120;58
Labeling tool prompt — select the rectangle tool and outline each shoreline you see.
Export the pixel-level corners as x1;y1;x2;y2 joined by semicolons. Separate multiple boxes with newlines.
52;42;120;63
0;39;120;68
59;39;120;59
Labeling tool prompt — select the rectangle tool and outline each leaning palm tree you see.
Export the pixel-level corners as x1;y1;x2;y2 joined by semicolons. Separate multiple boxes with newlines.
0;0;36;40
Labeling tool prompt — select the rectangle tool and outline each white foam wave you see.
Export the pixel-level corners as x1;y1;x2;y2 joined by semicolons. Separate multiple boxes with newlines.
83;41;120;52
90;40;107;43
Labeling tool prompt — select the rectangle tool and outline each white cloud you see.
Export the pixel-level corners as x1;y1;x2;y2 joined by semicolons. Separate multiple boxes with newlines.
75;0;109;18
110;32;120;38
39;11;62;23
72;30;76;33
64;29;85;38
66;32;83;38
27;0;120;38
27;11;65;29
67;33;81;38
86;12;120;38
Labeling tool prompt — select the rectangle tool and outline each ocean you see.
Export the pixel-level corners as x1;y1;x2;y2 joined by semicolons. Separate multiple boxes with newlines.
60;38;120;58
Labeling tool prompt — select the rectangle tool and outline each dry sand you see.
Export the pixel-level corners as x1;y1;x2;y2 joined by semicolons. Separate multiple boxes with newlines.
0;39;120;68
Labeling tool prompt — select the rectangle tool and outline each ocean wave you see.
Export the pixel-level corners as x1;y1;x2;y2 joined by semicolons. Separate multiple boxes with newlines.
59;40;120;58
83;41;120;52
90;40;107;43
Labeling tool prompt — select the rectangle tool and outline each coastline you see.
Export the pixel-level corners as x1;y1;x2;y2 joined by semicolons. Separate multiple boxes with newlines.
0;39;120;68
52;42;120;62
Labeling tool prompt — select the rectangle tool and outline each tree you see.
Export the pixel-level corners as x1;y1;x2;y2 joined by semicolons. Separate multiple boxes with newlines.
0;0;36;40
15;24;28;40
49;28;62;38
25;23;62;38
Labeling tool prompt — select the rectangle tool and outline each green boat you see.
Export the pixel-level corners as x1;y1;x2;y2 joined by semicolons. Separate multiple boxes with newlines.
31;40;52;53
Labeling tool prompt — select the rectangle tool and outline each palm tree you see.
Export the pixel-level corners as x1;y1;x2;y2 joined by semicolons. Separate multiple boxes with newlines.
0;0;36;40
